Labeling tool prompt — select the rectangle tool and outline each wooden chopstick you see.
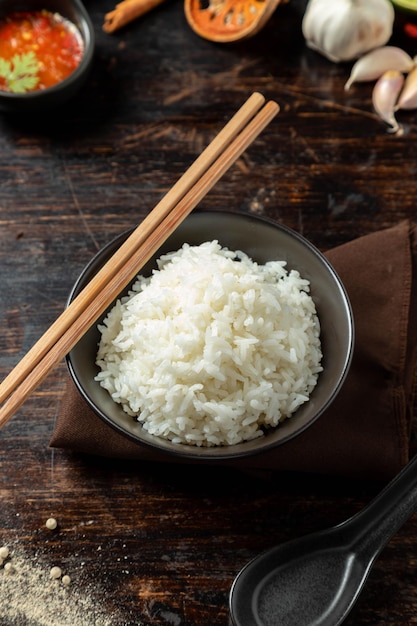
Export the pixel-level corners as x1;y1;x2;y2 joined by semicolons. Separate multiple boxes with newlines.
0;95;279;429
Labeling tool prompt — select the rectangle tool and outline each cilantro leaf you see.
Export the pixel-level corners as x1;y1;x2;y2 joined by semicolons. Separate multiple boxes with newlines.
0;51;40;94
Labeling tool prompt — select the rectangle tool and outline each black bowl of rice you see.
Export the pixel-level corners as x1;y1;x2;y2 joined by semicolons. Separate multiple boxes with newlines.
67;211;354;459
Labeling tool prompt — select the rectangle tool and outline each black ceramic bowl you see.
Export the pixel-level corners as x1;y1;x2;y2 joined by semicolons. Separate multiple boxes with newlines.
0;0;94;112
67;211;354;460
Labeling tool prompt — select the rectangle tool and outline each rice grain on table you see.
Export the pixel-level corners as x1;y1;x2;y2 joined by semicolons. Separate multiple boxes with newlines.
95;241;323;446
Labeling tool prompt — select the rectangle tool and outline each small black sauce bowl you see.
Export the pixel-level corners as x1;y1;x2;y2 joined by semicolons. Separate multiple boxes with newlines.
0;0;94;113
66;211;355;461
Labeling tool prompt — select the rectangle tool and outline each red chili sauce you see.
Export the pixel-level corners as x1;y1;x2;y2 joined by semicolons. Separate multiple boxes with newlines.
0;10;84;92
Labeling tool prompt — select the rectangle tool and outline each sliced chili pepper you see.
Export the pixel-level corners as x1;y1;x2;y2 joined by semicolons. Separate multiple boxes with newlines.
404;22;417;38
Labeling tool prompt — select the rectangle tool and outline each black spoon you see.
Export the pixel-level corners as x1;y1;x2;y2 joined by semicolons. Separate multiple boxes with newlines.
229;453;417;626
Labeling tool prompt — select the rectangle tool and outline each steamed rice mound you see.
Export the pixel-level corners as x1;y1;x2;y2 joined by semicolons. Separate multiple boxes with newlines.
95;241;323;447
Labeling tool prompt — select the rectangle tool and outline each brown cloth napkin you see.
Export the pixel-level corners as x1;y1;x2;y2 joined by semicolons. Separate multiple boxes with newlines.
50;221;417;481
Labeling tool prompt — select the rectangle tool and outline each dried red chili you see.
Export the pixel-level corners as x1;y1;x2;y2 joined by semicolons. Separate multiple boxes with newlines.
0;10;84;92
404;22;417;38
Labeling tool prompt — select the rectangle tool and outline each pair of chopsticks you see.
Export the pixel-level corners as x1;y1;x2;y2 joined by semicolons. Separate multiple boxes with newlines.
0;92;279;430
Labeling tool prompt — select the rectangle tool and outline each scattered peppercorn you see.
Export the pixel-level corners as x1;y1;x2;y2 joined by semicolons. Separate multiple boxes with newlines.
45;518;58;530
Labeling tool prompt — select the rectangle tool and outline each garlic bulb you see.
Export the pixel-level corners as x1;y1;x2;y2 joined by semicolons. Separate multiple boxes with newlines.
302;0;395;63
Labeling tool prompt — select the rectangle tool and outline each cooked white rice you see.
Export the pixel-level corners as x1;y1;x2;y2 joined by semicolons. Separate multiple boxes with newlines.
95;240;322;447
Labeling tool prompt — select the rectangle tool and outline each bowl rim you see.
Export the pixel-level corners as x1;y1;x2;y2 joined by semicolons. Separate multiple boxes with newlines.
0;0;95;101
66;210;355;460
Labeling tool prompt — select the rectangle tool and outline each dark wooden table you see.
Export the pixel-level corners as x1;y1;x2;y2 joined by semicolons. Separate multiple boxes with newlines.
1;1;417;624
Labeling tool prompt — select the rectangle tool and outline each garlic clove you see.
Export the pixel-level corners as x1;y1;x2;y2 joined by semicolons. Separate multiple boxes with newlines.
396;66;417;111
372;70;404;133
344;46;415;90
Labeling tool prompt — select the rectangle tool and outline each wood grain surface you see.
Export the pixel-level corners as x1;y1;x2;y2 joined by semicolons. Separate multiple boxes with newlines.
1;0;417;624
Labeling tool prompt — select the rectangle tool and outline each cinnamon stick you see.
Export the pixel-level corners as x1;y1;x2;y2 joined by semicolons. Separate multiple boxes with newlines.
103;0;166;33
